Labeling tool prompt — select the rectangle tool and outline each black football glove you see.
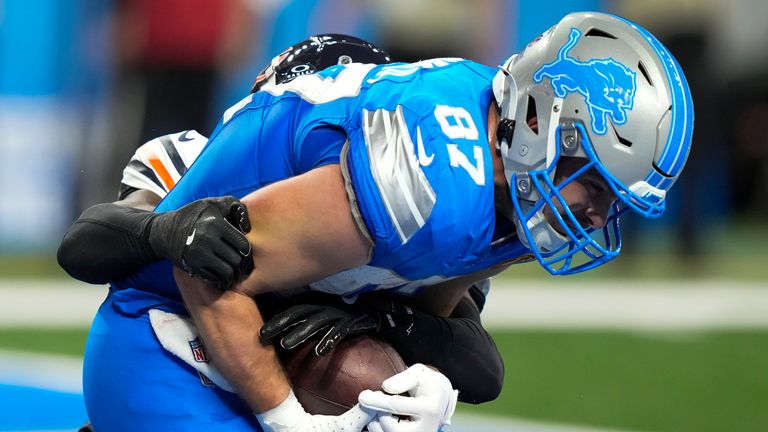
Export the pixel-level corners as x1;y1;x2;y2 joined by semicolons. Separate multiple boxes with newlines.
260;298;414;356
148;196;253;288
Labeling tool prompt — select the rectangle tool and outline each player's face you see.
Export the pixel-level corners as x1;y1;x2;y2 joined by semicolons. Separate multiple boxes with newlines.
545;157;616;234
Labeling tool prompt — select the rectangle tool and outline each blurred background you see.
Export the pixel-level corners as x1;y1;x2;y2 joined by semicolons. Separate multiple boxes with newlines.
1;0;767;431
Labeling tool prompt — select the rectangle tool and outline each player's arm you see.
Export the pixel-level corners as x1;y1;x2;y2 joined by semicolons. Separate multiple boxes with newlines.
57;191;252;287
57;189;160;284
175;164;375;429
57;131;252;287
380;283;504;404
263;272;506;404
396;268;507;403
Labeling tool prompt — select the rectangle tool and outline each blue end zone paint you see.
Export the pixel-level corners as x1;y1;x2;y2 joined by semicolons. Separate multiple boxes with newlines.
0;384;87;430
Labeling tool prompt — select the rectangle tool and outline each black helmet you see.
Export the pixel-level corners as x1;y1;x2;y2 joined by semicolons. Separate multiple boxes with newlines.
250;34;391;93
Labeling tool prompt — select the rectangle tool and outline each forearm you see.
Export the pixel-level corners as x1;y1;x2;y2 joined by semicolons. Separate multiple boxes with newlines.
57;203;159;284
380;294;504;404
175;267;290;412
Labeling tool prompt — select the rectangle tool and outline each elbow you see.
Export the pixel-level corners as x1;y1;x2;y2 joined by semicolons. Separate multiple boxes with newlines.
57;228;106;284
56;230;79;276
459;353;505;404
483;356;505;403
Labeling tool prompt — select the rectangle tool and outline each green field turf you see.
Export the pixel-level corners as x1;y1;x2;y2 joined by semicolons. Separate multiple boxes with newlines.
1;328;767;432
0;327;88;357
463;330;768;432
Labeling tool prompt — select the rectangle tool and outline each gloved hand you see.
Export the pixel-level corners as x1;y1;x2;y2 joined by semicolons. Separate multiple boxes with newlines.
359;364;458;432
260;298;414;356
256;390;375;432
148;196;253;288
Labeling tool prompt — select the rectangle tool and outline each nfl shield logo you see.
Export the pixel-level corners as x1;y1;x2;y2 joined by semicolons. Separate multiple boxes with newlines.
198;371;215;387
189;338;209;363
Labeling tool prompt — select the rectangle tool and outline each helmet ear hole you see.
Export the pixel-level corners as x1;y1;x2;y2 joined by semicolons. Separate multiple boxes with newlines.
637;61;654;86
526;95;539;135
610;124;633;148
584;28;618;39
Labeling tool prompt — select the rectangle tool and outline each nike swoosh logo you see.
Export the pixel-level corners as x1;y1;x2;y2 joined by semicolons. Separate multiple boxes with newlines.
185;228;197;245
178;130;194;142
416;127;434;167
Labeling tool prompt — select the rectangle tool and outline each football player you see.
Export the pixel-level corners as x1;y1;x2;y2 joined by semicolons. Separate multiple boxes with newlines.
60;34;503;430
72;12;694;432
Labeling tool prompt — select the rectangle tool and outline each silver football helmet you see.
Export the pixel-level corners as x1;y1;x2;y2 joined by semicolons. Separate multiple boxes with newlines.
493;12;694;274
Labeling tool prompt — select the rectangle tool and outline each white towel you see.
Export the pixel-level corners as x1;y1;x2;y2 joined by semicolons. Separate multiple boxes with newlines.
148;308;236;392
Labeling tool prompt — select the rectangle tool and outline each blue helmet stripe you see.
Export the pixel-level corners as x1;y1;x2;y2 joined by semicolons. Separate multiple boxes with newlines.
666;54;694;175
614;15;694;186
644;170;673;191
656;52;693;176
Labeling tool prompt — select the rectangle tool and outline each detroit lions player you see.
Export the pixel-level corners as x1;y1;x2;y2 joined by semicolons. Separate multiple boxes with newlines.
64;34;500;430
81;12;693;432
61;33;504;418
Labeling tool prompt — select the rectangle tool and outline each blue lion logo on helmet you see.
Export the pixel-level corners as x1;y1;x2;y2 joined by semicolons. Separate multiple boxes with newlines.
533;28;636;135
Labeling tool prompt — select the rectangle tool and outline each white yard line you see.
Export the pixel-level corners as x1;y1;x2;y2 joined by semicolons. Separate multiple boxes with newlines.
451;413;638;432
481;280;768;330
0;280;106;327
0;349;83;393
1;279;768;330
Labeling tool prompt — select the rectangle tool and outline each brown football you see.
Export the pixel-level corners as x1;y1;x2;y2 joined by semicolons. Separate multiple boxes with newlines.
280;334;406;415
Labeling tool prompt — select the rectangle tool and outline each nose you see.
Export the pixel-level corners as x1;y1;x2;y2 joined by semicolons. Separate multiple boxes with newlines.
586;199;612;229
586;210;607;229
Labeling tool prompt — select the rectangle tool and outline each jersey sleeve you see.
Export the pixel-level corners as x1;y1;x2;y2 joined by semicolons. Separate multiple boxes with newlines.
339;62;501;281
154;96;300;213
118;130;208;200
341;105;442;279
296;126;347;173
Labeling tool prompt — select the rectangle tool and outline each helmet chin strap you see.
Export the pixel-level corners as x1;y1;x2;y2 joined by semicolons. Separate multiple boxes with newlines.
514;204;568;253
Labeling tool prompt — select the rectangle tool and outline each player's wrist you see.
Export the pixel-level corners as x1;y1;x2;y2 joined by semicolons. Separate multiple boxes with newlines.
141;211;166;260
255;390;310;431
145;208;183;261
255;389;376;432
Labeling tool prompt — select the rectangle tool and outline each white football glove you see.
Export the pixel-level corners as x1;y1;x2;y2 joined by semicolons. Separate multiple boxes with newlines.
257;390;375;432
359;363;458;432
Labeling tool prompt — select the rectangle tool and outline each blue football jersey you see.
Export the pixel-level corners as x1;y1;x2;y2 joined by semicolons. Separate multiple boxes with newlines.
117;59;531;303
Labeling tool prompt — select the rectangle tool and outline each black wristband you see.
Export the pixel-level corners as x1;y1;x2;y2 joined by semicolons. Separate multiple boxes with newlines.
57;203;160;284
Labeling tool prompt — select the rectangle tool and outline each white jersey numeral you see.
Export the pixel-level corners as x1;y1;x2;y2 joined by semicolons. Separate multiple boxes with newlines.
366;58;461;84
447;144;485;186
434;105;485;186
434;105;479;140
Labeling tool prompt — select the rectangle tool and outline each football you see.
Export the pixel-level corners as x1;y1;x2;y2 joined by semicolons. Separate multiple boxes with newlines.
280;334;406;415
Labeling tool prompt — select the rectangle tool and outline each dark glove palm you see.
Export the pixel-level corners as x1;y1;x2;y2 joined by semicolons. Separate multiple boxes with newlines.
260;304;379;356
148;196;253;288
260;299;413;356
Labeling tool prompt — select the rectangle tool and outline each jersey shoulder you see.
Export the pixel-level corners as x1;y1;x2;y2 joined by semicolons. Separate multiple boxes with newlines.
119;130;208;200
342;64;500;280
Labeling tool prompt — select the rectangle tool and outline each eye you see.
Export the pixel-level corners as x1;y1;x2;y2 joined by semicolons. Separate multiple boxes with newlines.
587;178;608;194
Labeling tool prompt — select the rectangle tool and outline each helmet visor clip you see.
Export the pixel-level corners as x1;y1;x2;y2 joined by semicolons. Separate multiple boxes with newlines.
496;118;517;150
